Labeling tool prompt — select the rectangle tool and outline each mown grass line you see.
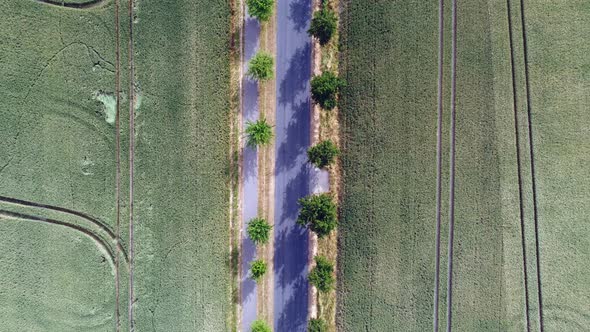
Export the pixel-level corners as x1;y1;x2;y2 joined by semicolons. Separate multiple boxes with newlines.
517;1;544;329
505;0;532;329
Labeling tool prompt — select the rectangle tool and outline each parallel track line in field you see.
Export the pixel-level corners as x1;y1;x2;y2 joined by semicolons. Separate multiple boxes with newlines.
506;0;532;329
114;0;122;328
433;0;445;330
445;0;457;330
518;1;544;330
127;0;136;327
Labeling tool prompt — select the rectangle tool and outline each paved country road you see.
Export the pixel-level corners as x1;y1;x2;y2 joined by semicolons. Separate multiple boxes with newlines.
273;0;312;330
241;12;260;332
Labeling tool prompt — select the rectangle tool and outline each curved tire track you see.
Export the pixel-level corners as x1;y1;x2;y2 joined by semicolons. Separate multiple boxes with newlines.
0;195;128;262
35;0;108;9
0;209;118;266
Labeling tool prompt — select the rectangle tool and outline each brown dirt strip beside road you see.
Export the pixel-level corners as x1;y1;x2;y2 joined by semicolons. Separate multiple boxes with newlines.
445;0;457;330
127;0;136;329
518;1;544;329
432;0;445;330
506;0;532;330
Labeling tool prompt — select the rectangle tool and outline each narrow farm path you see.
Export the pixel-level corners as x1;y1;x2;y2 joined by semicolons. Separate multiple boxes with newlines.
127;0;136;328
273;0;312;330
114;0;122;328
240;7;261;331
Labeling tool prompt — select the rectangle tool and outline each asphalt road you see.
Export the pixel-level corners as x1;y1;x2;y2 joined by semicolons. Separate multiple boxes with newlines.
273;0;312;330
241;13;260;332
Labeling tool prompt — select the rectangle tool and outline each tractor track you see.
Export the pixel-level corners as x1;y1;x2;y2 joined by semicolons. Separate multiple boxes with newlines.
518;0;544;329
445;0;457;330
0;195;128;255
35;0;107;9
0;209;119;266
432;0;445;330
506;0;532;329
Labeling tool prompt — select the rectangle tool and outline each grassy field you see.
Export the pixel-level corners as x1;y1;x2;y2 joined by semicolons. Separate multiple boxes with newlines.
132;0;232;331
0;0;129;330
335;0;575;330
524;0;590;330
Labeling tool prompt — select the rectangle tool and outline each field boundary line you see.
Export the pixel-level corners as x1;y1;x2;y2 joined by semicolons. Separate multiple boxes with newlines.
506;0;532;329
433;0;445;330
518;1;544;329
445;0;457;330
127;0;136;328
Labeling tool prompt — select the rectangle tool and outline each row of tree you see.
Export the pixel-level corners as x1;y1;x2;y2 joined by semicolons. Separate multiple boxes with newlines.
243;0;340;331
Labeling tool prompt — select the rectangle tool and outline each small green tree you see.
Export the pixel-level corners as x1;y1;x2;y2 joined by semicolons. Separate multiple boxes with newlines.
308;6;337;45
245;118;273;147
246;0;274;22
247;218;272;245
308;256;335;293
296;193;337;238
307;140;340;168
311;71;346;110
247;52;274;81
251;319;272;332
308;318;328;332
250;259;267;282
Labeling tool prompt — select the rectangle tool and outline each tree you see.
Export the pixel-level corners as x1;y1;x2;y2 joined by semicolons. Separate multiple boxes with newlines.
308;318;328;332
307;140;340;169
296;193;337;238
245;118;273;147
311;71;345;110
308;6;337;45
246;0;274;22
247;218;272;245
247;52;274;81
250;259;267;282
308;256;335;293
251;319;272;332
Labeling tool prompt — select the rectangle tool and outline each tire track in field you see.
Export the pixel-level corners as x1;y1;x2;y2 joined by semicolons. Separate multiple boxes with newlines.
445;0;457;330
0;209;118;266
0;195;128;260
432;0;445;330
35;0;107;9
114;0;122;328
127;0;136;328
518;1;544;329
505;1;532;329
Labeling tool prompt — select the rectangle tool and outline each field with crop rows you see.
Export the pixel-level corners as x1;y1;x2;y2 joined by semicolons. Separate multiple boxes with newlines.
337;0;588;331
0;0;232;330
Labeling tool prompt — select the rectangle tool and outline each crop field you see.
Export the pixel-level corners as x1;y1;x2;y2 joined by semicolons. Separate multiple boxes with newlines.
337;0;588;331
0;0;232;331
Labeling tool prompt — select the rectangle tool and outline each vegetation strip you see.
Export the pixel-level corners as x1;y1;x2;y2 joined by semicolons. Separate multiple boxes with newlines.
432;0;444;330
518;1;544;329
114;0;122;328
445;0;458;330
127;0;136;328
506;0;532;329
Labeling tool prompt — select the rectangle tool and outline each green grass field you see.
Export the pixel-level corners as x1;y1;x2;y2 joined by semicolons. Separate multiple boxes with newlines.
0;0;232;331
0;1;129;330
337;0;588;330
132;0;232;330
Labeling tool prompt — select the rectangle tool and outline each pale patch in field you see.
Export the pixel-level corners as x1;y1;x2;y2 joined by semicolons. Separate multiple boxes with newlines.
93;91;116;124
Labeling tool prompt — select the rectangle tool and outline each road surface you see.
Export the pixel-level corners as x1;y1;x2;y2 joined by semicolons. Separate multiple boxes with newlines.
273;0;312;330
241;12;260;332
